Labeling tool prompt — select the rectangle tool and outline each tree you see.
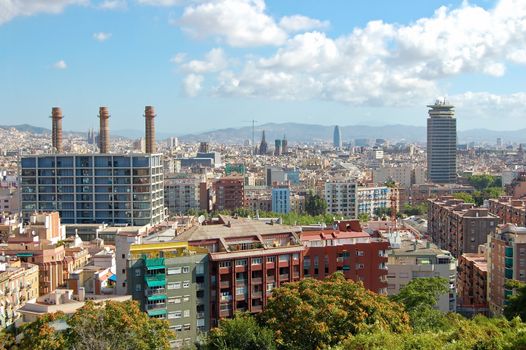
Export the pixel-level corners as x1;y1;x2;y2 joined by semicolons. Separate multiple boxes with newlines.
390;277;449;332
305;192;327;216
261;273;410;349
374;207;392;218
391;277;449;312
467;175;500;191
207;312;275;350
0;329;16;350
453;192;475;203
18;301;173;350
358;213;370;222
402;203;427;216
18;312;69;350
504;280;526;321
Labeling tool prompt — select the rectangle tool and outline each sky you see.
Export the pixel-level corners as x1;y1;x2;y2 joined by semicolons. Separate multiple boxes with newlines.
1;0;526;135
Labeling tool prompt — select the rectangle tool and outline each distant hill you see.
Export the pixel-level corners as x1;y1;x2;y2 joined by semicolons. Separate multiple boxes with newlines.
0;124;50;134
2;123;526;144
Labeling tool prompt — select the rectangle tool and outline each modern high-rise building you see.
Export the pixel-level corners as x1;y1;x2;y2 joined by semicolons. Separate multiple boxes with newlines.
271;184;290;214
20;154;165;226
274;139;282;156
20;106;165;226
427;99;457;183
281;135;288;154
333;125;342;149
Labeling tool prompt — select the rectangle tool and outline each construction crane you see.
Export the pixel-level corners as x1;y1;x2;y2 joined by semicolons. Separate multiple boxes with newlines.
243;119;258;155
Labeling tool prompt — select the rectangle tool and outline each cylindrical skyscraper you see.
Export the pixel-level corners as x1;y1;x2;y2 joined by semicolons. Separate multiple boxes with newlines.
145;106;156;153
98;107;110;153
51;107;63;153
427;99;457;183
333;125;342;149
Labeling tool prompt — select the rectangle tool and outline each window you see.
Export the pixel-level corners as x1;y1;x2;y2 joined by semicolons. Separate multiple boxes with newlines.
183;281;190;288
267;256;276;263
183;310;190;318
168;297;181;304
236;286;247;295
183;295;190;302
167;267;181;275
279;255;290;262
135;284;142;292
196;263;205;275
183;324;191;331
169;311;182;319
135;269;141;277
356;251;364;256
182;266;190;274
167;282;181;290
292;253;299;261
236;259;247;266
356;263;364;269
252;258;262;265
219;261;231;268
170;325;182;331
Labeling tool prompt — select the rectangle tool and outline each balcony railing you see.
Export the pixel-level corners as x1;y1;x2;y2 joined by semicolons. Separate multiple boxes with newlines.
145;288;166;296
146;303;166;310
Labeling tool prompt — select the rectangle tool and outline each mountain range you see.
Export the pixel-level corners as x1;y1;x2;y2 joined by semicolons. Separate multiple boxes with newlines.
1;123;524;144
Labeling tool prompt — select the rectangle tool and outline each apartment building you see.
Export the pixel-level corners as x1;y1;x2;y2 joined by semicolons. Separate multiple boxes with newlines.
271;184;291;214
457;250;488;315
385;232;456;312
20;153;165;226
356;186;391;218
124;241;210;349
488;196;526;226
325;180;357;217
214;177;244;211
428;197;499;257
300;220;389;294
488;224;526;315
372;165;426;188
0;257;39;328
164;175;201;215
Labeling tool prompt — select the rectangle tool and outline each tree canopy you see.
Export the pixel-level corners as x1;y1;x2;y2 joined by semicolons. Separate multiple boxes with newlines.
207;312;275;350
305;192;328;216
14;300;173;350
504;280;526;321
260;273;410;349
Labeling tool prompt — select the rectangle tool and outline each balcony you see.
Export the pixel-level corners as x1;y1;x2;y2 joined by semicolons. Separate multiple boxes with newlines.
220;295;232;302
251;305;263;313
251;277;263;284
251;291;262;298
146;303;166;310
279;274;289;280
220;281;231;288
196;283;205;291
145;288;166;296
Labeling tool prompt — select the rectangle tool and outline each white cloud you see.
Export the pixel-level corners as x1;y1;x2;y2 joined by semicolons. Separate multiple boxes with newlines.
208;0;526;107
53;60;67;70
183;74;204;97
178;0;287;47
93;32;112;42
451;91;526;122
98;0;127;10
279;15;329;33
181;48;228;73
0;0;87;25
137;0;183;6
170;53;187;64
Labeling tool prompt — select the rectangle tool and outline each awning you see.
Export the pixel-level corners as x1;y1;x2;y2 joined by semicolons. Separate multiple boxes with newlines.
108;274;117;282
146;265;165;271
16;253;33;257
147;294;167;302
146;279;166;288
147;309;167;317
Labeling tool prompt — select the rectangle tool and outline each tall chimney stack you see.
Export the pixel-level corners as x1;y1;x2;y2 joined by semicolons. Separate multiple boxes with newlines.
98;107;110;153
51;107;63;153
144;106;156;153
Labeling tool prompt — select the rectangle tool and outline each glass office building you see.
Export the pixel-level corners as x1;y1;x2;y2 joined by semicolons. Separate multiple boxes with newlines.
20;154;165;226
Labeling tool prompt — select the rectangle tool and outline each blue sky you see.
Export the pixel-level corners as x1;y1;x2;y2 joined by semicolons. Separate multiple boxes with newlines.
1;0;525;135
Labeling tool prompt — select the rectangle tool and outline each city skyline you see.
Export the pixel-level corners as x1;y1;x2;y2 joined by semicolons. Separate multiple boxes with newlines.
2;0;526;133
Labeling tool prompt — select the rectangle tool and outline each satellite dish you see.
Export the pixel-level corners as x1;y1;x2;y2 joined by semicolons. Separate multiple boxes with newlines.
198;215;205;225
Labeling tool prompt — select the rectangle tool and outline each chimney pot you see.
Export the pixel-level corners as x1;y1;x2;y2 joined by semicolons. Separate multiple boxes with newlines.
51;107;63;153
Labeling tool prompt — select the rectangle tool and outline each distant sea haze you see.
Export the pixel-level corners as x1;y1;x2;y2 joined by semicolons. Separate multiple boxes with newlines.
1;123;522;144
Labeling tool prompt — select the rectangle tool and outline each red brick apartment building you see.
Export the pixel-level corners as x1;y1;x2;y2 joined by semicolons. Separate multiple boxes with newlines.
428;197;499;257
214;177;244;211
300;220;389;294
457;252;489;315
488;224;526;315
176;216;303;327
488;196;526;226
173;216;389;326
